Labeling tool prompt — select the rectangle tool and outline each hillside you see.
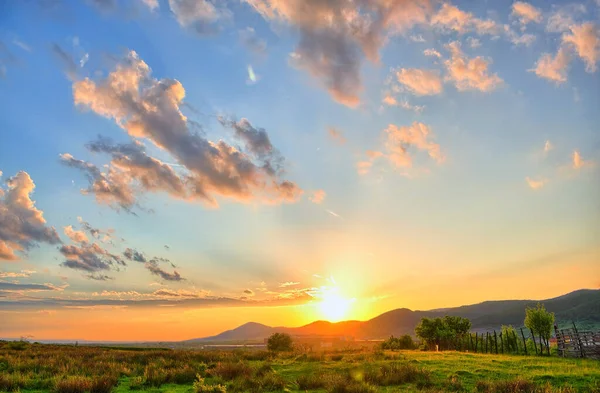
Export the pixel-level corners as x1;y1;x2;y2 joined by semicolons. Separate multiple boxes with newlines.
185;289;599;343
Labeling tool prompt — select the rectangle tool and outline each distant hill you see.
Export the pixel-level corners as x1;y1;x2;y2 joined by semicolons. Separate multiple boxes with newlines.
184;289;600;343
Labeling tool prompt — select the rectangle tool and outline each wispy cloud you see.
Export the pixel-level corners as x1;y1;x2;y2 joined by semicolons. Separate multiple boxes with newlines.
526;177;547;190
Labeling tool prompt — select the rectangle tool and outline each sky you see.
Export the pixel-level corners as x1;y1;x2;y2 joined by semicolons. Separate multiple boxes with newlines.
0;0;599;342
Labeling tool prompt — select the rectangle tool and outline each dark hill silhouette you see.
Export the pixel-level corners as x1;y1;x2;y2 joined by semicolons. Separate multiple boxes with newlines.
184;289;599;343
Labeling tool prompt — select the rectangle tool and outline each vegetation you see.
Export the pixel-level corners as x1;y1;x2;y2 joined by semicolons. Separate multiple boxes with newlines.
380;334;415;350
266;332;293;352
0;341;599;393
415;316;472;350
525;303;555;355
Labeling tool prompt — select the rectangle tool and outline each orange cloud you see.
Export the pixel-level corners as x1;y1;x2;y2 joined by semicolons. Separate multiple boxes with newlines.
396;68;443;96
444;42;503;92
572;150;593;169
64;225;89;244
309;190;326;204
562;22;599;73
531;46;571;83
526;177;546;190
511;2;542;25
327;127;347;145
431;3;498;35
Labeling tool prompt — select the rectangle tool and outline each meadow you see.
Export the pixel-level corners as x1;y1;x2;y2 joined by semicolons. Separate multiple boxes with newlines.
1;341;599;393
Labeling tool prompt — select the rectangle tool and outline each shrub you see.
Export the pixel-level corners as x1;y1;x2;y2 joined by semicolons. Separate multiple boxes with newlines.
170;364;198;384
297;374;327;390
194;375;227;393
143;365;168;387
210;362;252;381
53;376;92;393
266;333;293;352
328;379;377;393
89;375;118;393
381;335;415;350
476;378;537;393
128;376;145;390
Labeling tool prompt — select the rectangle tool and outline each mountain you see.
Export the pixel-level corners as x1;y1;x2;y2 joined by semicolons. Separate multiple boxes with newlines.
185;289;600;343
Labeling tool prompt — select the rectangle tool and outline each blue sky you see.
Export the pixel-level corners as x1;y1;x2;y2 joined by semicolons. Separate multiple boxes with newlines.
0;0;599;340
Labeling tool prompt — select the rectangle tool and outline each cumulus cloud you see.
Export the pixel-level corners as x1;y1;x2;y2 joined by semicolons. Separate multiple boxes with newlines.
546;4;586;33
63;51;300;210
431;3;499;35
395;68;443;96
123;248;146;263
60;243;125;274
239;27;267;54
327;127;347;145
444;41;503;92
123;247;181;280
77;217;114;243
511;2;542;26
168;0;229;35
140;0;158;11
562;22;599;73
0;171;61;260
359;122;443;173
309;189;326;204
64;225;89;244
526;177;546;190
531;46;570;83
423;48;441;58
245;0;431;106
572;150;593;169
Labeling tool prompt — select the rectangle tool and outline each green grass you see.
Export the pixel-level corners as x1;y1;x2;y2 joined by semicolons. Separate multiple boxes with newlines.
1;342;599;393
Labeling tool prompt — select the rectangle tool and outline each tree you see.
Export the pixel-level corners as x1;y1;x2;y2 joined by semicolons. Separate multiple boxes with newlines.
267;332;293;352
381;335;415;350
524;303;554;355
415;316;471;350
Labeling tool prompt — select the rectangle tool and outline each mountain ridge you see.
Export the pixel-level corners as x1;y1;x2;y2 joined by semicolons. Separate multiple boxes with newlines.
184;289;600;343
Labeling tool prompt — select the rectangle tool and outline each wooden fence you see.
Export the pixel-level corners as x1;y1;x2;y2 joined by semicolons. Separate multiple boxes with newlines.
555;323;600;360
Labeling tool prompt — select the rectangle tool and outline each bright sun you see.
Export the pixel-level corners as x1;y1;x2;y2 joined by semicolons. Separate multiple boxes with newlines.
319;289;353;322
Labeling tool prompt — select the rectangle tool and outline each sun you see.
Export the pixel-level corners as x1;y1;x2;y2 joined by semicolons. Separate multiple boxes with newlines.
319;289;353;322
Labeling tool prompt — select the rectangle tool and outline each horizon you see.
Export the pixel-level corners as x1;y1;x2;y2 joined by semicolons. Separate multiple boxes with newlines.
2;287;596;342
1;0;599;342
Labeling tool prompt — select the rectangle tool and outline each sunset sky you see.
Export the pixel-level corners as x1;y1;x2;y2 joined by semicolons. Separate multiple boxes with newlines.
1;0;599;341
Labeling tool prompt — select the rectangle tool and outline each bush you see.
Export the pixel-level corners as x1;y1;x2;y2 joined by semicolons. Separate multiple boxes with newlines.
194;375;227;393
89;375;118;393
381;335;415;350
210;362;252;381
266;333;293;352
476;378;536;393
128;376;145;390
297;374;327;390
328;379;376;393
54;376;92;393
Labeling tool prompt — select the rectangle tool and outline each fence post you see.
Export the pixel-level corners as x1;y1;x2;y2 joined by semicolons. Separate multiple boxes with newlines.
494;331;498;354
572;321;585;359
499;332;504;354
485;332;489;353
520;328;528;356
530;329;538;355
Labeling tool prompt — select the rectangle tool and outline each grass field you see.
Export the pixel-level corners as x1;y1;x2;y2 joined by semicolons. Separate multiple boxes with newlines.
1;342;599;393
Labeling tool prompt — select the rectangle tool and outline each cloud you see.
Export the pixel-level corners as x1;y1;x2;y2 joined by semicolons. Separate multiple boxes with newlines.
526;177;546;190
239;27;267;54
423;48;441;58
309;189;326;204
243;289;255;296
546;4;586;33
51;43;78;80
123;248;146;263
0;282;64;292
410;34;426;42
245;0;431;107
359;122;443;172
279;281;300;288
0;270;36;279
67;51;301;209
395;68;443;96
572;150;593;169
60;242;125;274
467;37;481;48
0;171;61;261
444;41;503;92
544;140;553;153
327;127;347;145
511;2;542;25
382;95;424;113
168;0;229;35
63;225;89;244
431;3;499;35
77;217;114;243
531;46;570;83
140;0;158;11
562;22;599;73
145;260;183;281
13;39;32;52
